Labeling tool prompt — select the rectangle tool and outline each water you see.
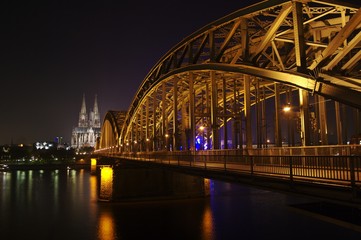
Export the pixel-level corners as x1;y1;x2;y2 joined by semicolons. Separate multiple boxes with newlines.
0;168;360;240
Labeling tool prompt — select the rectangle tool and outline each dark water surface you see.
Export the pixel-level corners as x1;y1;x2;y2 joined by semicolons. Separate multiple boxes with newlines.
0;168;360;240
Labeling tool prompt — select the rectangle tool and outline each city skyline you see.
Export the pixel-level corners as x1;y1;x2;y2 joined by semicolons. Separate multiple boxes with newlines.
0;0;258;145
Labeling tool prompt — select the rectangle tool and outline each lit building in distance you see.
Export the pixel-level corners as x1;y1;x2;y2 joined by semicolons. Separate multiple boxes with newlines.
71;94;101;149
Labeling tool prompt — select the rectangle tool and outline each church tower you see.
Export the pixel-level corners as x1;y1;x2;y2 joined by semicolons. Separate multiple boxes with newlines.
79;94;88;127
93;94;100;128
89;94;101;128
71;94;101;149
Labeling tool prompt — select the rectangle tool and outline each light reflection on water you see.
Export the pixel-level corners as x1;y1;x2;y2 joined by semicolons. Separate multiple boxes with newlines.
0;169;360;240
98;209;116;240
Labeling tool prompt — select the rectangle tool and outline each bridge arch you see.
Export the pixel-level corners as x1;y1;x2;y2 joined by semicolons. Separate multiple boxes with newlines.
106;0;361;153
98;111;127;151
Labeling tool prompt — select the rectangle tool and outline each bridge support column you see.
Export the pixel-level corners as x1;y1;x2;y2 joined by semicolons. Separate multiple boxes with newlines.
146;97;150;151
244;74;252;149
211;71;219;149
255;80;262;148
173;77;179;150
153;91;157;151
140;107;145;152
232;79;241;149
162;83;168;150
223;77;228;149
335;101;343;144
181;101;188;151
299;89;311;146
274;83;282;147
189;72;195;151
318;95;328;145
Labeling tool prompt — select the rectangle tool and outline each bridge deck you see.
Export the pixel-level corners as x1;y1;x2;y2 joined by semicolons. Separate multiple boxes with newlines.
94;151;361;206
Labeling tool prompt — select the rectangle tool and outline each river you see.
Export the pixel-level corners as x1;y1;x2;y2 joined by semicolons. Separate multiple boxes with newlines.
0;168;360;240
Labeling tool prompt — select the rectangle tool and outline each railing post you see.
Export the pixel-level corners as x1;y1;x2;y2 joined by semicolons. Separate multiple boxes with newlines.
224;153;227;171
250;156;254;175
289;156;293;182
349;156;356;190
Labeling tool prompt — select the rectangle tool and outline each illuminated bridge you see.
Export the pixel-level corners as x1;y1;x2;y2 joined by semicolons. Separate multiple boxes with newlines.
95;0;361;204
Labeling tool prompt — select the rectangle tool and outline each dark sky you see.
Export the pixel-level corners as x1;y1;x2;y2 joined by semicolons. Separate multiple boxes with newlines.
0;0;257;145
0;0;358;145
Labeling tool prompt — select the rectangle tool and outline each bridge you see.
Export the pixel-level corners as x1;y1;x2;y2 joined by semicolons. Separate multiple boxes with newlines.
94;0;361;205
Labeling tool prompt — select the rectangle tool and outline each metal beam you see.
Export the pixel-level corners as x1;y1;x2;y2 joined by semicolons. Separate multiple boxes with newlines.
210;71;219;149
250;2;292;61
309;8;361;70
292;1;307;72
216;18;242;62
161;63;361;109
324;30;361;71
244;74;252;149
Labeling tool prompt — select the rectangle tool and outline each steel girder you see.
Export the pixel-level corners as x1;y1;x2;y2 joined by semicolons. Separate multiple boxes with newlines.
121;0;361;149
99;111;127;149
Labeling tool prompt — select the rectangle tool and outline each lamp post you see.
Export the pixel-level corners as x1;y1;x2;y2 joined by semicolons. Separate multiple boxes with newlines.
146;138;150;152
283;104;292;147
165;134;169;151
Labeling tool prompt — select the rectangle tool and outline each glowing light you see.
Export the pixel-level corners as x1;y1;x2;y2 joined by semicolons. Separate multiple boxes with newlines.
91;158;97;166
283;105;291;112
99;166;113;201
91;158;97;174
98;211;116;239
201;189;214;240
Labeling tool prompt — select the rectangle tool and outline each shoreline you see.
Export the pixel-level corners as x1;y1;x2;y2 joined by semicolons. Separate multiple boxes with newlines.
1;162;90;171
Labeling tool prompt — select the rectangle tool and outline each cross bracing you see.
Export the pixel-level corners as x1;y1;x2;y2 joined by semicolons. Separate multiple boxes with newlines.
99;0;361;152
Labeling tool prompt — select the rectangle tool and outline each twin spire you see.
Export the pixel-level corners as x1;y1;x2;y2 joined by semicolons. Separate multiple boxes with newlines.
78;94;100;128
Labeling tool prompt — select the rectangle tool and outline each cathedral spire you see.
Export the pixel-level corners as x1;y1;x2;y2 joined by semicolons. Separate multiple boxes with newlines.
78;94;88;127
81;94;87;114
93;94;100;128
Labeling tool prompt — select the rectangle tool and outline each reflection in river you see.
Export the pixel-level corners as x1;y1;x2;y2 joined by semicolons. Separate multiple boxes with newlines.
0;168;360;240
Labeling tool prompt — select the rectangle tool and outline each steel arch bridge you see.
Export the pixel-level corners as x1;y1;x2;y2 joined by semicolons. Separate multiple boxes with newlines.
98;0;361;153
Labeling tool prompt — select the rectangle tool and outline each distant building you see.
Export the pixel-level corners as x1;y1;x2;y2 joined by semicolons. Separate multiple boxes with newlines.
71;94;101;149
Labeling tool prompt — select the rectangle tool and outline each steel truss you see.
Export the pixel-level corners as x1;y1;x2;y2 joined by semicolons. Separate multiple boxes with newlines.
99;0;361;152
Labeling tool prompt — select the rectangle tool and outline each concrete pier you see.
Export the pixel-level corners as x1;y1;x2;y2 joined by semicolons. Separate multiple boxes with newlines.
97;159;208;202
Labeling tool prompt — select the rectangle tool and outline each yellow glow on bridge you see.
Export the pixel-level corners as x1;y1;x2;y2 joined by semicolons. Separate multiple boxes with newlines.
91;158;97;174
99;166;113;201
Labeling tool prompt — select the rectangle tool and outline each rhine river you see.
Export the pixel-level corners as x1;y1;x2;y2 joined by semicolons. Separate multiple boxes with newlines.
0;167;360;240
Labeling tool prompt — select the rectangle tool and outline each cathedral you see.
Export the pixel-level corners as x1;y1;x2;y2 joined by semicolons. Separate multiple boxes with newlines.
71;94;101;149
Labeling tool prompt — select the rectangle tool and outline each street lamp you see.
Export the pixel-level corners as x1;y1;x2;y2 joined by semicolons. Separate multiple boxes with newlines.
146;138;150;152
283;104;291;112
165;134;169;150
283;104;292;146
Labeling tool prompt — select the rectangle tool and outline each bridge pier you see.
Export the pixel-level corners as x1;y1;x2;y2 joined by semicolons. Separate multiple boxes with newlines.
96;158;209;202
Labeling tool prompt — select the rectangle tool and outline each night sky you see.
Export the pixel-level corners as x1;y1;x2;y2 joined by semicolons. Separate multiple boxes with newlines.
0;0;358;145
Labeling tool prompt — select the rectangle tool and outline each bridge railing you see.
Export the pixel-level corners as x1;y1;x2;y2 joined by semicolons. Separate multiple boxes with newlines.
115;150;361;190
95;144;361;156
193;145;358;156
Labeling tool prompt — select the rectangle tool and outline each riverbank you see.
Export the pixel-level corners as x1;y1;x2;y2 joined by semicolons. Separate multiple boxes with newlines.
1;162;90;171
